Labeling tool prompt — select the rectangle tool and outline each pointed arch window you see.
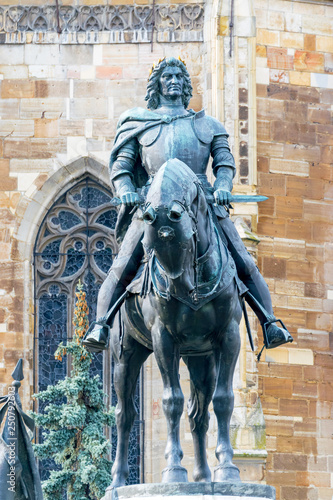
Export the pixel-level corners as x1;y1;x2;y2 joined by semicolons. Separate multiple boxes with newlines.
33;175;143;485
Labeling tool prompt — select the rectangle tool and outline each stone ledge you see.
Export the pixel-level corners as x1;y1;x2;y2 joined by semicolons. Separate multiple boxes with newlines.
103;483;276;500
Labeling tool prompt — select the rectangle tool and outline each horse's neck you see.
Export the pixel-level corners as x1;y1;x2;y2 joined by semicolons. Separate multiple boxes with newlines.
168;244;196;296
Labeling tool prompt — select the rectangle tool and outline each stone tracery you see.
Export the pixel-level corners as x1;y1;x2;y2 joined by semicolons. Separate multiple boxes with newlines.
34;176;142;485
0;4;204;40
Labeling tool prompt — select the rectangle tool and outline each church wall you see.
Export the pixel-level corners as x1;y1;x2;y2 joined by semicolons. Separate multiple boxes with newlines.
254;1;333;499
0;0;332;496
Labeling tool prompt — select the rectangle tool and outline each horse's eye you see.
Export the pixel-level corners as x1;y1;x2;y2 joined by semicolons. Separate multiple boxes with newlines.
142;205;156;224
169;210;182;221
168;202;184;222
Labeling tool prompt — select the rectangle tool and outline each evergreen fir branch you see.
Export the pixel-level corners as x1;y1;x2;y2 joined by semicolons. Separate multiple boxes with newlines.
33;428;76;458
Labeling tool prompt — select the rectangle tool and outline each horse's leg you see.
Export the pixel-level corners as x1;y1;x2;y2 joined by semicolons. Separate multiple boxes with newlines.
213;318;241;482
110;325;151;488
183;354;215;482
151;325;187;483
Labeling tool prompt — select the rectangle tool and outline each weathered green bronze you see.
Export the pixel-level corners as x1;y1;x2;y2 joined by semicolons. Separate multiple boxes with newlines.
83;57;292;487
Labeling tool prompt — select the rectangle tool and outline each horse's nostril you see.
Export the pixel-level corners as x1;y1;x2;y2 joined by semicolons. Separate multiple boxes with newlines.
144;213;154;222
158;226;175;241
143;205;156;224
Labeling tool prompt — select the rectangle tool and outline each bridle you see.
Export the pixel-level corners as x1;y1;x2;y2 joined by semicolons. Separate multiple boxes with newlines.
142;181;221;304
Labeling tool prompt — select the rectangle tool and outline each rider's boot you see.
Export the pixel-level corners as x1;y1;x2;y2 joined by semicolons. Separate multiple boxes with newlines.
244;287;293;348
83;320;110;353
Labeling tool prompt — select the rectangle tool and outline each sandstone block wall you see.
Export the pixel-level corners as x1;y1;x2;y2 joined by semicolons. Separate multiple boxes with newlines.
254;1;333;499
0;0;332;496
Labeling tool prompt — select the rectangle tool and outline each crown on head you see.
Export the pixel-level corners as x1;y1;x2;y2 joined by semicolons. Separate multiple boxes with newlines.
148;56;187;80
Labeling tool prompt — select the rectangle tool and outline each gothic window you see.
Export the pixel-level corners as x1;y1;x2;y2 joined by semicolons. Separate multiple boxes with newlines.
33;176;143;485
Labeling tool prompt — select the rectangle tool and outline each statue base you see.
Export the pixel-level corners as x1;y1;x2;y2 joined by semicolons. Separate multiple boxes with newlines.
102;482;276;500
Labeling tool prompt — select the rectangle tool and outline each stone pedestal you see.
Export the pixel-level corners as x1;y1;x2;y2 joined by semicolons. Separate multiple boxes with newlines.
102;483;276;500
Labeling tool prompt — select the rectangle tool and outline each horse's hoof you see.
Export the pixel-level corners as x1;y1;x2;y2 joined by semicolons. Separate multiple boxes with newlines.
213;464;241;482
162;465;188;483
105;484;116;493
193;466;211;482
109;468;128;490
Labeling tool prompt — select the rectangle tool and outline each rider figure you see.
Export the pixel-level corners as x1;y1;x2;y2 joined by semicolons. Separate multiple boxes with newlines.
83;57;292;354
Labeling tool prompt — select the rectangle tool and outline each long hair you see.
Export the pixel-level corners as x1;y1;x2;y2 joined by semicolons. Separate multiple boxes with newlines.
145;57;193;110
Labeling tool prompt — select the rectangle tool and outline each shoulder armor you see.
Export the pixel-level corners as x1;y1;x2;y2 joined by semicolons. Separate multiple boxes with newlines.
206;115;228;136
137;124;162;147
192;111;228;145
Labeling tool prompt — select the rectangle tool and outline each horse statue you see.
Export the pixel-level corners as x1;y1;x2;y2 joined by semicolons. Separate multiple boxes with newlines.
109;158;243;487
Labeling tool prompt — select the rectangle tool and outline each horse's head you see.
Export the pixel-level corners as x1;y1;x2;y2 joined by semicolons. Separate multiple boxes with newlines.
142;159;206;279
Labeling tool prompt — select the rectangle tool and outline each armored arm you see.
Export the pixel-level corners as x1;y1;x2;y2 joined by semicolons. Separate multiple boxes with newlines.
111;138;140;206
213;166;234;205
211;133;236;205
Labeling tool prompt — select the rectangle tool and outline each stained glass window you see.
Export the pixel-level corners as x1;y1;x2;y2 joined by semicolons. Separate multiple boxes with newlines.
34;176;143;485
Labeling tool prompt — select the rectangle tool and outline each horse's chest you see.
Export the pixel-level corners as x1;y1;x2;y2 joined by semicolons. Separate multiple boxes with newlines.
126;295;214;354
155;299;216;343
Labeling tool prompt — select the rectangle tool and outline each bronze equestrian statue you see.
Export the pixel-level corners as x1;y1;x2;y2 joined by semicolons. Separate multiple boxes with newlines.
104;158;244;486
83;57;292;485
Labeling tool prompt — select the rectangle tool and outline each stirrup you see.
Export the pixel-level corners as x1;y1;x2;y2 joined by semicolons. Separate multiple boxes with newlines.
83;319;110;353
258;318;293;361
263;318;293;349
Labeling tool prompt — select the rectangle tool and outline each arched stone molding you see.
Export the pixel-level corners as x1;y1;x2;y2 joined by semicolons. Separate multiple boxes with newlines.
12;156;109;408
14;156;110;261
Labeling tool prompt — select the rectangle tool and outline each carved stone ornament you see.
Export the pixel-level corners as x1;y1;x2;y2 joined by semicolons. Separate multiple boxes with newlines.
0;4;204;43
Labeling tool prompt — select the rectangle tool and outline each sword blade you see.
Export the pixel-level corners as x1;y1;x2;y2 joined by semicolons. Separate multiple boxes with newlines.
110;194;269;206
110;196;144;206
230;195;268;203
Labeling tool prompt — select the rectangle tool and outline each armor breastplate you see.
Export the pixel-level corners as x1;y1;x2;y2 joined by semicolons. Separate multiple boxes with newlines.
138;116;211;176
